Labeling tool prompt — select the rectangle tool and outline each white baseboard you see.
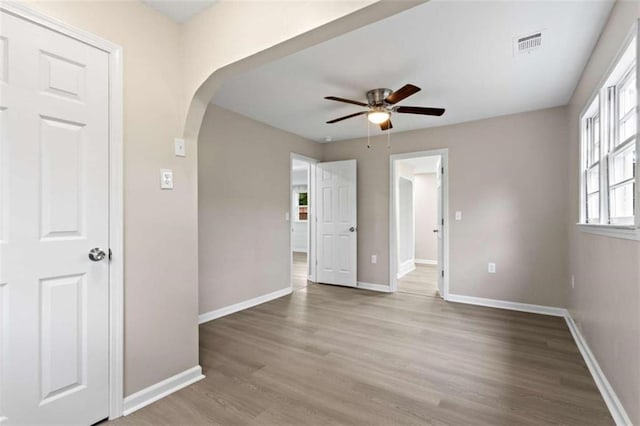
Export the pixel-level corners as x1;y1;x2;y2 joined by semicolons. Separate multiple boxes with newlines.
357;281;392;293
123;366;204;416
446;293;567;317
446;293;631;425
198;287;292;324
415;258;437;265
564;314;632;426
396;260;415;279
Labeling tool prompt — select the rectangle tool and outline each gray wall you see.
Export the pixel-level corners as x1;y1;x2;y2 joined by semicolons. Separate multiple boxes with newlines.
198;105;321;314
323;106;570;307
566;1;640;423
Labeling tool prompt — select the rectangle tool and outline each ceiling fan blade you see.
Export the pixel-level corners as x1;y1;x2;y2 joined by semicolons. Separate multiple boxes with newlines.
380;119;393;131
324;96;368;107
385;84;421;104
326;111;367;124
395;106;445;116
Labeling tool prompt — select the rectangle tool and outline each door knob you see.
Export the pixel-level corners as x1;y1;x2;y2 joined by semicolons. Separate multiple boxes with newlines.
349;227;356;232
88;248;106;262
433;229;439;233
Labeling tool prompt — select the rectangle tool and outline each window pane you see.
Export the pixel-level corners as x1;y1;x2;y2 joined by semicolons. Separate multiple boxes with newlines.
592;116;600;163
587;165;599;194
610;182;635;220
619;71;637;144
298;206;308;221
610;144;636;185
619;72;636;117
587;193;600;222
298;192;308;206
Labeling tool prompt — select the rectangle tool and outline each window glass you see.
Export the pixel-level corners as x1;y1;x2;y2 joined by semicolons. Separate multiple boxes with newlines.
610;182;635;220
618;71;637;143
610;145;636;185
592;115;600;164
587;193;600;222
297;192;308;221
587;166;600;194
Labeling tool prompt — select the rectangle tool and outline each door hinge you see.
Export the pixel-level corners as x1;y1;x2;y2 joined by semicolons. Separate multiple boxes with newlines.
108;248;112;260
441;270;444;277
441;218;444;225
441;167;444;174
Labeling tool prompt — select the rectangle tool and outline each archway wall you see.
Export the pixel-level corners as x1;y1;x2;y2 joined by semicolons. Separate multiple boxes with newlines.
180;1;425;141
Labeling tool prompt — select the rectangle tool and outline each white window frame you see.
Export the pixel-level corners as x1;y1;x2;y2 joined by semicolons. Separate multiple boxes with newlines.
578;22;640;241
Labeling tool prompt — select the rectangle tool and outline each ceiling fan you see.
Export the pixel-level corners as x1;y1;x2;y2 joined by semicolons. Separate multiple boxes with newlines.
324;84;445;131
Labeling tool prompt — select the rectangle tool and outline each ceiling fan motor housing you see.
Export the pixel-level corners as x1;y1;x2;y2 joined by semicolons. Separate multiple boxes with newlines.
367;88;393;107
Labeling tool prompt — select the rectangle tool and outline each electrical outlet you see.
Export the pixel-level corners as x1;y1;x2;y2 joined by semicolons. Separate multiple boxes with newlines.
488;262;496;273
160;169;173;189
371;255;377;264
571;275;575;289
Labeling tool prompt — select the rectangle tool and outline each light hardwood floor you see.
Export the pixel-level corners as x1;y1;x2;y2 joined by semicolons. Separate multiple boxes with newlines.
114;284;613;425
292;251;309;291
397;264;439;297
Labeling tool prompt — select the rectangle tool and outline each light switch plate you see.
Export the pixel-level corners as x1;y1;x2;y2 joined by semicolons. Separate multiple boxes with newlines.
174;138;186;157
371;255;377;264
488;262;496;273
455;211;462;221
160;169;173;189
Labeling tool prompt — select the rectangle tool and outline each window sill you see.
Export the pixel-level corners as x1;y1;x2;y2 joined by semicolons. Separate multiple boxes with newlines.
576;223;640;241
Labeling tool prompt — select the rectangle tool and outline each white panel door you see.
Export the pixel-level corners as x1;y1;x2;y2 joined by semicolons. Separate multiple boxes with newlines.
436;158;444;298
316;160;357;287
1;10;110;425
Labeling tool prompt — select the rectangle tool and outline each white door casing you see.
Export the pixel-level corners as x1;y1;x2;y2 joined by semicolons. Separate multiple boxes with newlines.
436;158;444;297
316;160;357;287
1;9;112;424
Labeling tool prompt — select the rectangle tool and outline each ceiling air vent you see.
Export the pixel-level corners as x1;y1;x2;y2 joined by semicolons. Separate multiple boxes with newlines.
514;31;542;56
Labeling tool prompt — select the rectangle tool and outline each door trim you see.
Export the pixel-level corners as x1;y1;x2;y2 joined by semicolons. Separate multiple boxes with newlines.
1;2;125;419
290;153;318;287
389;150;450;299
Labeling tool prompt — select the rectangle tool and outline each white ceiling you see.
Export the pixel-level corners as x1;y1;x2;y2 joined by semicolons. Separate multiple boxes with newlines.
142;0;217;23
212;0;613;143
399;156;441;174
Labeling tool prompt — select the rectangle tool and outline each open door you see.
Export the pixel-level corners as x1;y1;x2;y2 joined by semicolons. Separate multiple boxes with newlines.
436;158;444;297
316;160;357;287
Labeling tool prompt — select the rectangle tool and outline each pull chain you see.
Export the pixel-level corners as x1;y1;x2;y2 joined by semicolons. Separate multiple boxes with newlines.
367;117;371;149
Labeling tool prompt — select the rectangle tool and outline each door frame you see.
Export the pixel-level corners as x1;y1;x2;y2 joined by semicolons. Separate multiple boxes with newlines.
389;149;450;299
289;153;318;287
1;2;125;419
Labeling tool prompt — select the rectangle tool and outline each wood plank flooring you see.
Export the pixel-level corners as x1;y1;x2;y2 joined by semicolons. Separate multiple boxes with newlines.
113;283;613;425
397;264;439;297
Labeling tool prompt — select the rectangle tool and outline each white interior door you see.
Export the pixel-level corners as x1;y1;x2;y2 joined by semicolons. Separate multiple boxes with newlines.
316;160;357;287
1;10;110;424
436;158;444;297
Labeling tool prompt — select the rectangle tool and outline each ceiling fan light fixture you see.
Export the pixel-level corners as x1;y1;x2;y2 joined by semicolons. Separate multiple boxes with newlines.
367;110;390;124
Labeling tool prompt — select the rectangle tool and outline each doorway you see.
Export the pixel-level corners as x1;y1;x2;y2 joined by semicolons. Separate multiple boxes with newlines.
390;150;449;299
290;154;315;290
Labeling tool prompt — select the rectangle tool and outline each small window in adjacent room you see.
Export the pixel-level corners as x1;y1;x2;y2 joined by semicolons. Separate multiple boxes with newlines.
579;31;638;235
297;192;308;221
